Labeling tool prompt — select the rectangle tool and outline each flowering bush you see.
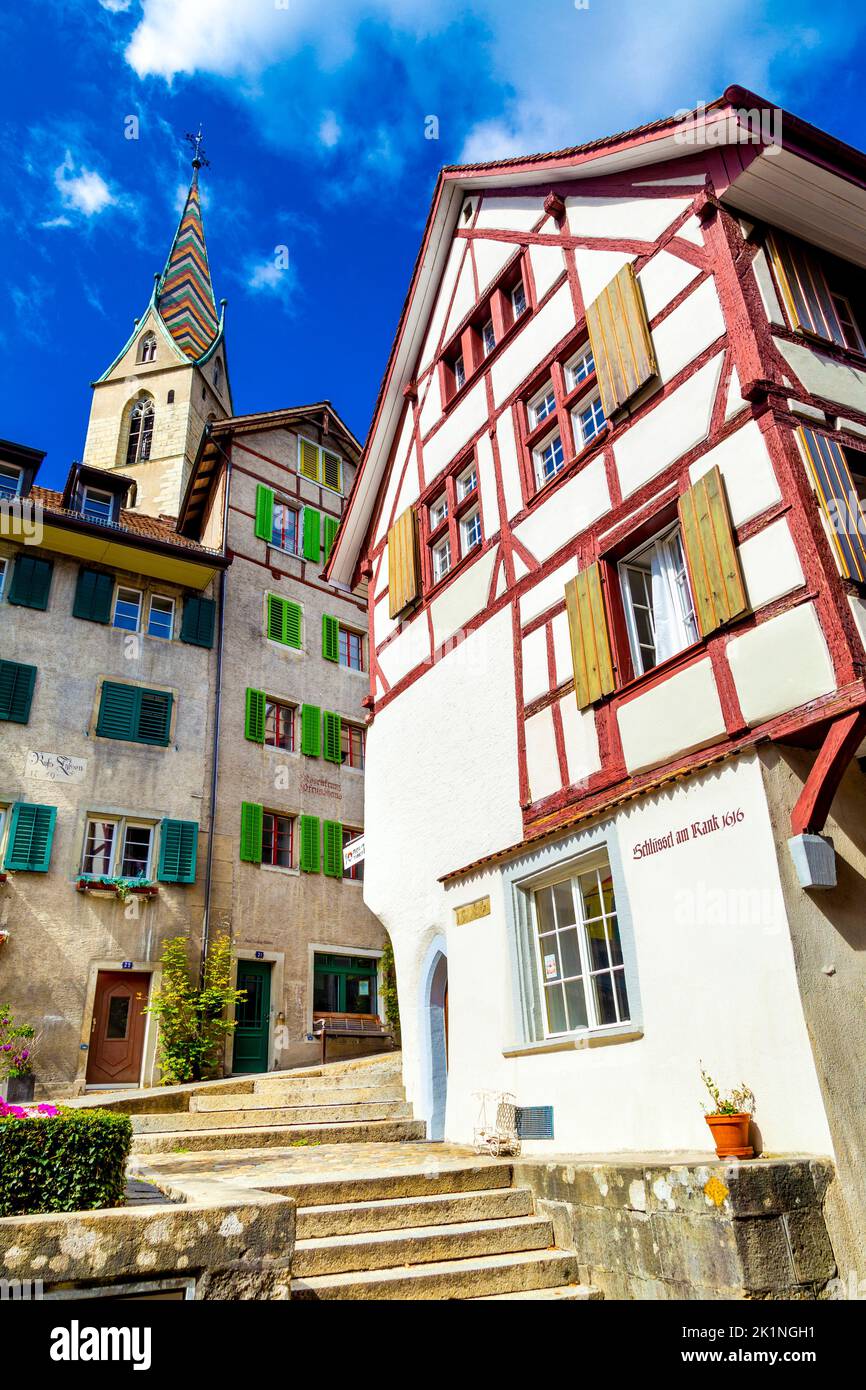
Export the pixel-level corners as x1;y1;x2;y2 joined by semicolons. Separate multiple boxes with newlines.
0;1005;37;1078
0;1100;58;1119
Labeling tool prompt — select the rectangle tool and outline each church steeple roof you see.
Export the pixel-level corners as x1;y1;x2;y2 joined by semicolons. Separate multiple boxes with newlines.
156;163;221;362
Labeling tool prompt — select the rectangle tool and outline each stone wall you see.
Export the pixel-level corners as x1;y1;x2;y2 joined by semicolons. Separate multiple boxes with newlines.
514;1155;837;1299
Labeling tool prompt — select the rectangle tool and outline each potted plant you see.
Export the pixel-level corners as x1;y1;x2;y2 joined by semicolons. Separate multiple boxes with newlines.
0;1008;37;1104
76;875;158;902
700;1065;755;1159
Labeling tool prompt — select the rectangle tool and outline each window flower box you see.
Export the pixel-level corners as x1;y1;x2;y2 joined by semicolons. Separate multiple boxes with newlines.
75;877;159;902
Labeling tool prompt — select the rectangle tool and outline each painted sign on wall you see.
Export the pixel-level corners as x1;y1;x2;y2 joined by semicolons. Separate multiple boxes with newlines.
25;752;87;783
454;896;491;925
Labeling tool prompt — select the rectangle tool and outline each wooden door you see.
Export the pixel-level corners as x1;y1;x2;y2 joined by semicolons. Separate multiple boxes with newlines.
232;960;272;1074
86;972;150;1086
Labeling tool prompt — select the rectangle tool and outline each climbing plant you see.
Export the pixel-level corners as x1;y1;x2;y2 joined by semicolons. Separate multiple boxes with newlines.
380;935;401;1045
145;935;245;1084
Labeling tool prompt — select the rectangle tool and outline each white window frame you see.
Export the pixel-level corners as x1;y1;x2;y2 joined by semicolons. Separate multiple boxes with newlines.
432;536;452;583
511;281;527;320
459;505;482;555
0;465;23;500
429;494;449;529
618;524;699;677
533;429;565;488
80;486;113;523
565;346;595;392
456;463;477;501
81;816;155;882
147;594;175;640
571;388;606;452
530;853;630;1040
112;586;143;633
528;382;557;430
271;498;300;555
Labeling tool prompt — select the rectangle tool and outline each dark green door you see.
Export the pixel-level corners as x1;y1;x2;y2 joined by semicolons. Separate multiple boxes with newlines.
232;960;271;1074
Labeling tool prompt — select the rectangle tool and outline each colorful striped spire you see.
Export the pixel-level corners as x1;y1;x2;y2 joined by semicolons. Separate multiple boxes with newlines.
156;166;220;361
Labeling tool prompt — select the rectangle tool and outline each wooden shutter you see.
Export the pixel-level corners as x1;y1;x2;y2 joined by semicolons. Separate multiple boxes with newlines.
322;451;342;492
73;568;113;623
678;466;747;636
387;507;421;617
798;427;866;582
7;554;53;610
300;814;321;873
303;507;322;562
323;711;342;763
96;681;138;740
254;484;275;541
4;802;56;872
266;593;285;643
239;802;263;864
766;232;846;347
299;438;320;482
283;599;302;648
181;596;216;648
0;660;36;724
136;689;173;745
323;514;339;561
323;820;343;878
158;820;199;883
301;704;321;757
564;563;615;710
245;687;266;742
585;264;657;419
322;613;340;662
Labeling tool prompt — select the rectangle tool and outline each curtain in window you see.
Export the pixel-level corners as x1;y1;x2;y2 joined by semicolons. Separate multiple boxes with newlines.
650;544;679;665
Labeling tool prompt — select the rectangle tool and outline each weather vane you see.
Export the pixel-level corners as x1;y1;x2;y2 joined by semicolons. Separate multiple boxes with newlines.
185;126;210;170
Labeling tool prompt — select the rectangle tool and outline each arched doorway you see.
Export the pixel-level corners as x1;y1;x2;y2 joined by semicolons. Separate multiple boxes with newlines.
427;951;448;1140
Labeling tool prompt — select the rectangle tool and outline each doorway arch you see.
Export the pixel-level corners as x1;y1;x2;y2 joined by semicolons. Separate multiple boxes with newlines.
424;948;448;1140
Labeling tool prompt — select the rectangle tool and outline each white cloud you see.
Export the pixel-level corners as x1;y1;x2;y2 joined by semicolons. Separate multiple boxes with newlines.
244;252;298;309
39;215;73;230
99;0;132;11
319;111;341;149
54;151;116;217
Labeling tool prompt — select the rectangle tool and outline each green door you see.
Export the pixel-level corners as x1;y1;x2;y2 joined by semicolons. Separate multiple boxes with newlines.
232;960;272;1074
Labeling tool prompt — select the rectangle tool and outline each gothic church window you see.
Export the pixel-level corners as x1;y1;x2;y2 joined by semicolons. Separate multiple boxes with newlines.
126;398;154;467
137;333;157;364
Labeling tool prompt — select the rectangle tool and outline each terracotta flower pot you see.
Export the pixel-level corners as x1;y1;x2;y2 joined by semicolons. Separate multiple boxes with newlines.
705;1111;753;1159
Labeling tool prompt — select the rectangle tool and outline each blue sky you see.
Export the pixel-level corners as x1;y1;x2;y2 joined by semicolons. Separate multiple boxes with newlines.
2;0;866;492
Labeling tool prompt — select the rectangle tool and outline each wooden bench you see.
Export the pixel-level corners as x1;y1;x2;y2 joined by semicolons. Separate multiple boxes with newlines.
312;1012;393;1064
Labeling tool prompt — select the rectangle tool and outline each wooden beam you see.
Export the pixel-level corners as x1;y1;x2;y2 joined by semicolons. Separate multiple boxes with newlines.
790;707;866;836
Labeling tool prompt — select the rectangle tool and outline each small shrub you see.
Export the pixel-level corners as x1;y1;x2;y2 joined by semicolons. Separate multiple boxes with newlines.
145;934;244;1084
380;936;401;1045
0;1108;132;1217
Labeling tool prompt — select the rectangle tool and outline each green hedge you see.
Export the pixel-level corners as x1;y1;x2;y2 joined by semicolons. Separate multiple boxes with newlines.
0;1109;132;1217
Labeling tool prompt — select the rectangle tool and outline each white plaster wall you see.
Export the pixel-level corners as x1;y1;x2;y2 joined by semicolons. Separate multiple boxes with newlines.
476;195;544;232
373;406;415;545
558;692;601;786
689;417;781;526
440;754;833;1156
725;365;747;420
521;626;549;703
617;658;726;773
751;247;785;327
615;352;723;496
443;252;476;342
524;705;561;802
495;411;525;520
422;380;487;481
727;603;837;725
417;238;463;376
651;276;726;384
418;367;442;438
430;544;498;648
513;456;610;564
566;195;690;242
474;237;515;294
637;249;700;319
774;339;866;415
376;613;430;688
572;249;633;310
363;608;523;1125
528;243;566;300
519;555;580;626
491;284;575;407
550;610;571;686
738;518;805;611
475;432;499;539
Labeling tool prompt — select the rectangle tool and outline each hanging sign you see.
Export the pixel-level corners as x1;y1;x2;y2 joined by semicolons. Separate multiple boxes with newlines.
343;835;366;870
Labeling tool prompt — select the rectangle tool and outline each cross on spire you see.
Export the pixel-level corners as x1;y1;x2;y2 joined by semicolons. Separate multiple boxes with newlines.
185;126;210;170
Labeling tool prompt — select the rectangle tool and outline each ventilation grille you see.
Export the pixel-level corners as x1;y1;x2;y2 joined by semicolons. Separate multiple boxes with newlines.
516;1105;554;1140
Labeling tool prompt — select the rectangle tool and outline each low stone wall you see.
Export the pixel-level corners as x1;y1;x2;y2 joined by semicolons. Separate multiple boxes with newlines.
0;1189;295;1300
514;1154;837;1299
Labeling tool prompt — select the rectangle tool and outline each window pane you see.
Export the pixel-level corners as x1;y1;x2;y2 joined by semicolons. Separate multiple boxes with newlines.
113;588;142;632
83;821;115;876
121;826;152;878
535;885;555;934
544;984;567;1035
558;927;581;978
592;971;619;1026
106;997;130;1040
0;466;21;499
148;596;173;639
606;913;624;968
586;918;610;972
614;970;630;1021
552;879;576;928
564;978;589;1031
314;971;340;1013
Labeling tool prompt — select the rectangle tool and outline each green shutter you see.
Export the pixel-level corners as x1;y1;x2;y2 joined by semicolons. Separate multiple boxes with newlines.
96;683;172;745
73;568;113;623
158;820;199;883
7;554;53;610
255;484;275;542
181;596;216;648
323;515;339;561
240;802;263;864
323;710;342;763
96;681;138;739
301;704;321;757
303;507;322;562
300;815;320;873
322;613;339;662
266;594;302;648
245;687;266;742
323;820;343;879
4;803;56;872
0;660;36;724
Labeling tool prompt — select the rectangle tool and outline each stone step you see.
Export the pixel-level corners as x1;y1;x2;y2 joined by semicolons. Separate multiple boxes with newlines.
131;1117;427;1155
296;1185;533;1238
274;1163;513;1208
132;1101;411;1133
254;1062;402;1093
196;1083;406;1109
293;1214;554;1278
471;1283;603;1301
291;1248;582;1300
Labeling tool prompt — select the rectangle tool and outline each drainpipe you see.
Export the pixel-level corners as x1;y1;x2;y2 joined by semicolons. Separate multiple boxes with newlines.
200;436;233;981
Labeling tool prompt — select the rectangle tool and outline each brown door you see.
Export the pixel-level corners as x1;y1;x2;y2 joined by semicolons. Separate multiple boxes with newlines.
86;972;149;1085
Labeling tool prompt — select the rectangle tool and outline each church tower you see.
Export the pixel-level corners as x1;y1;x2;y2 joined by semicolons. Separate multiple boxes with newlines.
82;140;231;519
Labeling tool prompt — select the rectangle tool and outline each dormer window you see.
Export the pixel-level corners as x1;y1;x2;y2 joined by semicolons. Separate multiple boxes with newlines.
126;398;154;467
0;464;22;500
79;487;113;524
137;333;157;365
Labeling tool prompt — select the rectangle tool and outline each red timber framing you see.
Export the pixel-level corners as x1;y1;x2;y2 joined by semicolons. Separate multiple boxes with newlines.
327;88;866;848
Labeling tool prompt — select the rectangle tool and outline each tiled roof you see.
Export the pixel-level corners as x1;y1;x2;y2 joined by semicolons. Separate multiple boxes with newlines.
30;486;222;557
156;169;221;362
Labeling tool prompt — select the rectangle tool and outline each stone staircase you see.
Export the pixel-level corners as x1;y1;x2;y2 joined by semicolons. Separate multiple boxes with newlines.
125;1053;600;1301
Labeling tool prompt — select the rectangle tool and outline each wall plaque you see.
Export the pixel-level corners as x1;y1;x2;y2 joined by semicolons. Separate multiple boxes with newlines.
454;896;491;926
